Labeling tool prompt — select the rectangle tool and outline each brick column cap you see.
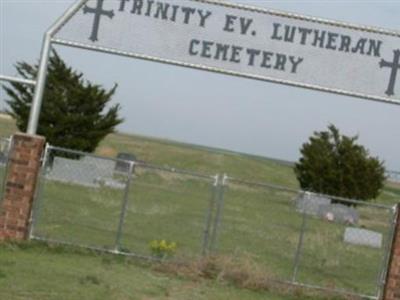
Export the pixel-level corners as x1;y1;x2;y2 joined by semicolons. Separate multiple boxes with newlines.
12;133;46;141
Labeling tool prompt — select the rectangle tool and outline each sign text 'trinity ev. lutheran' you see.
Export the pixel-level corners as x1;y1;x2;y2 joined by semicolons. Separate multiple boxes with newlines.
52;0;400;104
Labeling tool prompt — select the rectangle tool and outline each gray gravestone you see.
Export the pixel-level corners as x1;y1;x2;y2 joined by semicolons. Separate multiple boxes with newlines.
317;204;359;225
81;156;115;178
344;227;383;248
47;157;99;187
47;156;121;189
115;152;136;174
296;192;331;216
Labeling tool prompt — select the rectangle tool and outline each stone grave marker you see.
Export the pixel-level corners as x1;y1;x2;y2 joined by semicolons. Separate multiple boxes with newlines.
296;192;331;216
344;227;383;249
318;203;359;225
46;156;125;189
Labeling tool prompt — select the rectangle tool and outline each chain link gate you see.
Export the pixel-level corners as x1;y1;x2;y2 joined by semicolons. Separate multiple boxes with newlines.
30;144;217;259
28;144;397;299
211;176;397;300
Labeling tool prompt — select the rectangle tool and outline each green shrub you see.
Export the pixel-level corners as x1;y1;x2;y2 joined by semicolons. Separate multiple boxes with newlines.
295;125;385;202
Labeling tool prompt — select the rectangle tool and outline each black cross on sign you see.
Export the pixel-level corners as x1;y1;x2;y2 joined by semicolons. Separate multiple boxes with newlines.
380;49;400;96
83;0;114;42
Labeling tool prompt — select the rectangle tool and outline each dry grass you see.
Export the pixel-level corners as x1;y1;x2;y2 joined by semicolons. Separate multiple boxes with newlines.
386;180;400;189
0;113;12;120
96;146;118;157
152;254;362;300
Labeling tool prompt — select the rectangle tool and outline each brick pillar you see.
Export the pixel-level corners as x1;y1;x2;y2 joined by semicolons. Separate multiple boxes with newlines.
0;133;45;241
384;205;400;300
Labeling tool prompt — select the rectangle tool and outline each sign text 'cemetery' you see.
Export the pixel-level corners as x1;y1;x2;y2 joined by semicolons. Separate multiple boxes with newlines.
52;0;400;103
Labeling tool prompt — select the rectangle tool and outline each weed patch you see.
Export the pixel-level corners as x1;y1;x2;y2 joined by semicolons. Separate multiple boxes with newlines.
153;254;362;300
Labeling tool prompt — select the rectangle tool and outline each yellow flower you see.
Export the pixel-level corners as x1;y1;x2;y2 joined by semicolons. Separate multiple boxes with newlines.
149;239;178;258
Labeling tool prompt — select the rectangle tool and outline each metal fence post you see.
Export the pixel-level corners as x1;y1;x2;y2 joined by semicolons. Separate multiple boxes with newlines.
292;195;308;283
114;161;134;252
28;143;51;239
0;136;13;206
209;174;227;254
201;174;219;256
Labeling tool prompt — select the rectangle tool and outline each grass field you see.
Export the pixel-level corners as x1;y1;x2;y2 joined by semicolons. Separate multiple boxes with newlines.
1;116;398;201
32;162;393;298
2;242;334;300
0;116;399;299
1;115;398;204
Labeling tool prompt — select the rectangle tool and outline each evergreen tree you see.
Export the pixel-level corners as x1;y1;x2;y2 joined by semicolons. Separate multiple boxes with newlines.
294;125;386;201
3;51;123;153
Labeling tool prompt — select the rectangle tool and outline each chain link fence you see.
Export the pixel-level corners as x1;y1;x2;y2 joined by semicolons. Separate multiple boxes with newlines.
217;177;396;299
30;145;216;258
29;145;397;299
0;136;12;204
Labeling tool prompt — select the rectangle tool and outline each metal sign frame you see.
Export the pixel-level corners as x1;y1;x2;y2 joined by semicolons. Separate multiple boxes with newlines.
0;75;36;87
25;0;400;134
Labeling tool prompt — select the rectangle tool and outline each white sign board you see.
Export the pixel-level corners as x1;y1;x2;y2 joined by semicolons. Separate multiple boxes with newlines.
52;0;400;104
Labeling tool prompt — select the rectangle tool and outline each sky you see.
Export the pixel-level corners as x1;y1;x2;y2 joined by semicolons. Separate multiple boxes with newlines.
0;0;399;171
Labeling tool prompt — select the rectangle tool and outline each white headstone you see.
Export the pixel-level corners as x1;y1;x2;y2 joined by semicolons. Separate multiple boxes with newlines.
344;227;383;249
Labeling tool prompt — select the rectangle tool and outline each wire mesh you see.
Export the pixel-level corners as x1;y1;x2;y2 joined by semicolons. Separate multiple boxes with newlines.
0;137;12;205
119;163;215;259
211;177;395;299
295;195;394;297
213;177;303;281
31;146;131;250
28;145;397;299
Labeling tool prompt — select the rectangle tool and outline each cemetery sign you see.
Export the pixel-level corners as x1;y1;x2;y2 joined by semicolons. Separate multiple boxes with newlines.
28;0;400;133
51;0;400;104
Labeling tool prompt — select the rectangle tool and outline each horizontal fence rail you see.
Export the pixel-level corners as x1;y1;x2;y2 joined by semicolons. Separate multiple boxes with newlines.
29;144;397;300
